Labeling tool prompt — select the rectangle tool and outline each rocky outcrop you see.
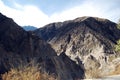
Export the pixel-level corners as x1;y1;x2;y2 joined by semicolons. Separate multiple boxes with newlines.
34;16;120;78
0;13;84;80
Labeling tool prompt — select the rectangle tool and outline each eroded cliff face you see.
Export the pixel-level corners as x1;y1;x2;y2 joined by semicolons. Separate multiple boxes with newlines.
0;13;84;80
34;16;120;78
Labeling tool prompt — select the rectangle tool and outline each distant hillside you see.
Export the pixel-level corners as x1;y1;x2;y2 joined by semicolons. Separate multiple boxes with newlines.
23;26;37;31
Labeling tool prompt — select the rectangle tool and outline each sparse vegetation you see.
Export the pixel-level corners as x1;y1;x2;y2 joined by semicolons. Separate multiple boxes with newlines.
115;40;120;52
117;19;120;29
1;60;56;80
115;19;120;51
85;68;102;79
109;64;120;75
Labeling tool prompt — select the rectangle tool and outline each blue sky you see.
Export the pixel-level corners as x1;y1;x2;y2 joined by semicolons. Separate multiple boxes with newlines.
0;0;120;28
1;0;84;15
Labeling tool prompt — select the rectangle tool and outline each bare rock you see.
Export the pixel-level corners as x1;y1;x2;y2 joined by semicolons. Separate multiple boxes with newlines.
34;16;120;78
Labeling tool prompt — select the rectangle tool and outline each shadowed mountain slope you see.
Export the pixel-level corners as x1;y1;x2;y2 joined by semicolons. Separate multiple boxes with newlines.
0;13;84;80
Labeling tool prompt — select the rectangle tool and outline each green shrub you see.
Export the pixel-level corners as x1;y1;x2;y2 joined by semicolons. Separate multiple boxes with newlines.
115;40;120;52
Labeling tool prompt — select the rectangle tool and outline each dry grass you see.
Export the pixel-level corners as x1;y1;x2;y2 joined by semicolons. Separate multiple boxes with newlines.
109;64;120;75
85;64;120;79
1;61;56;80
85;68;102;79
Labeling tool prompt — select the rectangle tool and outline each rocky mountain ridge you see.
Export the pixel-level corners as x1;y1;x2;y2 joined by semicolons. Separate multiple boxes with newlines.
34;16;120;78
0;13;84;80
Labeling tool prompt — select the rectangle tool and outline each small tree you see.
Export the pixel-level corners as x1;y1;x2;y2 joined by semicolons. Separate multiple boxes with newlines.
115;19;120;52
117;19;120;29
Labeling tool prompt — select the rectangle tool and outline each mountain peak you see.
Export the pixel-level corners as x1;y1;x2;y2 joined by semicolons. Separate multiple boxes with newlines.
0;13;25;33
23;26;37;31
74;16;110;22
0;13;7;22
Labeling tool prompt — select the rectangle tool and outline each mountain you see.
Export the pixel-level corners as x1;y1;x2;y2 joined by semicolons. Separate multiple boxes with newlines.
34;16;120;78
23;26;37;31
0;13;84;80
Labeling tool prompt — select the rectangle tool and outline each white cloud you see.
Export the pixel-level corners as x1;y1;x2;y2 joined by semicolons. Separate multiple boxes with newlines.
50;1;103;22
19;6;49;27
0;0;120;28
50;0;120;23
0;0;49;28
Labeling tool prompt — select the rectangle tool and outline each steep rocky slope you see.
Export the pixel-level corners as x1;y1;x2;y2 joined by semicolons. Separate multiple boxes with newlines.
34;16;120;78
0;13;84;80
